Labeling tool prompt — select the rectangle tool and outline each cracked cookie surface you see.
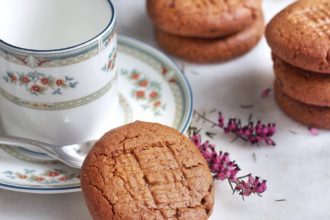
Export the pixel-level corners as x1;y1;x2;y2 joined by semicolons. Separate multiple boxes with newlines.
266;0;330;73
147;0;261;38
81;121;214;220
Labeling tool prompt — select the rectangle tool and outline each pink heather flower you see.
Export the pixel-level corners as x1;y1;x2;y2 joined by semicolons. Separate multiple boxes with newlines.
218;113;276;146
190;133;267;198
261;88;271;98
211;152;240;181
201;141;216;162
190;132;202;147
218;112;225;128
308;127;319;136
235;175;267;196
194;110;276;146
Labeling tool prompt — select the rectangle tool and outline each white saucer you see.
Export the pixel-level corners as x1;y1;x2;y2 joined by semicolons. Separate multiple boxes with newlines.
0;36;193;194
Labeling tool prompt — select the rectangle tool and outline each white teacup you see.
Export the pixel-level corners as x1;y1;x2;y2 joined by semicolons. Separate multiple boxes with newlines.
0;0;118;145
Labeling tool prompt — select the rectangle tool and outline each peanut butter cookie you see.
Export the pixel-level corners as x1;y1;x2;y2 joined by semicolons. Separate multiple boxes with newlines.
274;55;330;107
266;0;330;73
155;15;264;63
147;0;261;38
274;81;330;129
81;121;214;220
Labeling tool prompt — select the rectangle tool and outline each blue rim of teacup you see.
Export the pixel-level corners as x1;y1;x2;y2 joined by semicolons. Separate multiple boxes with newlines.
0;0;115;53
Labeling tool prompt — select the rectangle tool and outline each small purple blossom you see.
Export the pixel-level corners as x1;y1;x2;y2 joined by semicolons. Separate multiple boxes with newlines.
191;133;267;198
235;175;267;196
308;127;319;136
219;112;276;146
218;112;225;128
261;88;271;98
193;110;277;146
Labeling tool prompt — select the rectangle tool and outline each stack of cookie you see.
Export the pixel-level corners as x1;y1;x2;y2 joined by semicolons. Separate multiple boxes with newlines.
266;0;330;129
147;0;264;63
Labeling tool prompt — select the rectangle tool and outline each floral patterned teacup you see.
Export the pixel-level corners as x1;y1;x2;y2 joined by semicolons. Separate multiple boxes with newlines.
0;0;118;146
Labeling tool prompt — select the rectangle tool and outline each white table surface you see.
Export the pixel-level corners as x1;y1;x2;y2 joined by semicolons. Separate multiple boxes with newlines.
2;1;330;219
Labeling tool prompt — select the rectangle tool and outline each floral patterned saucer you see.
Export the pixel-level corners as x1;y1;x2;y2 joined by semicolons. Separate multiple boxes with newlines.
0;36;193;194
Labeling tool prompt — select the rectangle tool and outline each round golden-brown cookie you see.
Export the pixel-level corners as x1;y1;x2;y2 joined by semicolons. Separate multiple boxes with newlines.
81;121;214;220
266;0;330;74
155;15;264;63
147;0;261;38
274;55;330;107
274;81;330;129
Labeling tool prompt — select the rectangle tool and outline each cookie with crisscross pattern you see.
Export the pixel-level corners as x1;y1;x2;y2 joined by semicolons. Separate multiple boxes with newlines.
266;0;330;73
81;121;214;220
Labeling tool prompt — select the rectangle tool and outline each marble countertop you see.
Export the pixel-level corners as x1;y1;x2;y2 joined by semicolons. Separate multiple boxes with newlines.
1;1;330;219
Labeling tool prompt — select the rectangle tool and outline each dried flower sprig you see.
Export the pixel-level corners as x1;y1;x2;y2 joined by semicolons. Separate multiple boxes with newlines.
194;110;276;146
190;133;267;198
308;127;319;136
261;88;271;98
